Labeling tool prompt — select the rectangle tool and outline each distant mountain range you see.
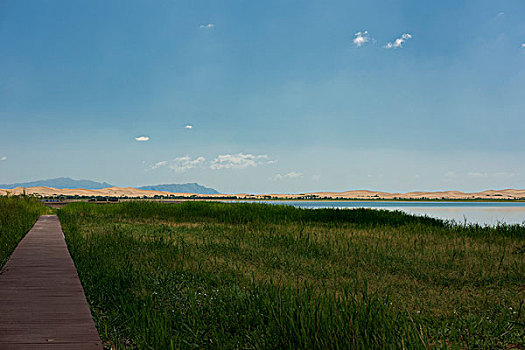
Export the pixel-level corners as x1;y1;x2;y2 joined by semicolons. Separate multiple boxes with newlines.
0;177;220;194
0;177;113;190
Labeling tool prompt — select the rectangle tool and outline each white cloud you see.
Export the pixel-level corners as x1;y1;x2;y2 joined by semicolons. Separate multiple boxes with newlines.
384;33;412;49
150;153;274;172
353;31;370;47
135;136;150;142
151;161;168;169
169;156;206;172
149;157;205;172
0;156;7;161
200;23;215;29
521;43;525;48
210;153;271;170
270;171;303;181
184;125;193;129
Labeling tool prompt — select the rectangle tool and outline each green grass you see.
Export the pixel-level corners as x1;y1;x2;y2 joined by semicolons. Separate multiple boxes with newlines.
58;201;525;349
0;196;49;268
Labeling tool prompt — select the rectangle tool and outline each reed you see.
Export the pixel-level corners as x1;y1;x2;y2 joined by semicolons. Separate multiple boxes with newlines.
59;201;525;349
0;196;48;268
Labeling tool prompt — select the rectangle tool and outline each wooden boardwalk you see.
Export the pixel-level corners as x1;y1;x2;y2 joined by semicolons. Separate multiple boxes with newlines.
0;215;102;349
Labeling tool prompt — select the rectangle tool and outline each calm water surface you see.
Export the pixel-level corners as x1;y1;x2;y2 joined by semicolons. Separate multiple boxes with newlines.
234;201;525;226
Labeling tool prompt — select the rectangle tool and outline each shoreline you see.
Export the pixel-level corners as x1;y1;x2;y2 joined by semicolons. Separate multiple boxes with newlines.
2;186;525;202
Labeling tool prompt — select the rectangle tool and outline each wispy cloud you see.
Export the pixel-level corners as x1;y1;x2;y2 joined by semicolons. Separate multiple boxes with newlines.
270;171;303;181
151;161;168;169
210;153;271;170
353;31;370;47
468;172;487;177
200;23;215;29
0;156;7;161
490;11;505;21
184;125;193;129
151;153;274;172
135;136;150;142
384;33;412;49
169;156;206;172
468;171;518;178
521;43;525;48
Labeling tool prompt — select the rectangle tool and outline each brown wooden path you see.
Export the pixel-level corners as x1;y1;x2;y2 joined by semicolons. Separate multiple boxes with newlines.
0;215;102;349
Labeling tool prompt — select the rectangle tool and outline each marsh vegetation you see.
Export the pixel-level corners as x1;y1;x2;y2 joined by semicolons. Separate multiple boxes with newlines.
0;196;48;268
56;201;524;349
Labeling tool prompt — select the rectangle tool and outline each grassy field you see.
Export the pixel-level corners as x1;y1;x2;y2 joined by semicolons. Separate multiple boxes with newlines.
0;196;48;268
58;201;525;349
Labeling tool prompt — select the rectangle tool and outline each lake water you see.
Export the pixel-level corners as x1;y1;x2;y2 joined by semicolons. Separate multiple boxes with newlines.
233;201;525;226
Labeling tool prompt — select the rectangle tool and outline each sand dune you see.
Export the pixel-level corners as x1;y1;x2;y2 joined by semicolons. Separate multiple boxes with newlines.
1;186;524;200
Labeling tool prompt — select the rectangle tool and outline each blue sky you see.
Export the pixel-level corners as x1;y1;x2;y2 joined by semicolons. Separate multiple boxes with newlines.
1;0;525;193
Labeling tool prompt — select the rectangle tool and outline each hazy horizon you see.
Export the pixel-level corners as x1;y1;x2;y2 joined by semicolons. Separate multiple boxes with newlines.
2;1;525;193
1;176;524;196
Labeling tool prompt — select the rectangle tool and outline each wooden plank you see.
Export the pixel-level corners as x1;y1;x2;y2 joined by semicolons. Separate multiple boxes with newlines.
0;215;103;349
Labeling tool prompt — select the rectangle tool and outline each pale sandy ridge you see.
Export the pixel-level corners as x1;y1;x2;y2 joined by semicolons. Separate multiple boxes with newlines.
1;186;525;200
